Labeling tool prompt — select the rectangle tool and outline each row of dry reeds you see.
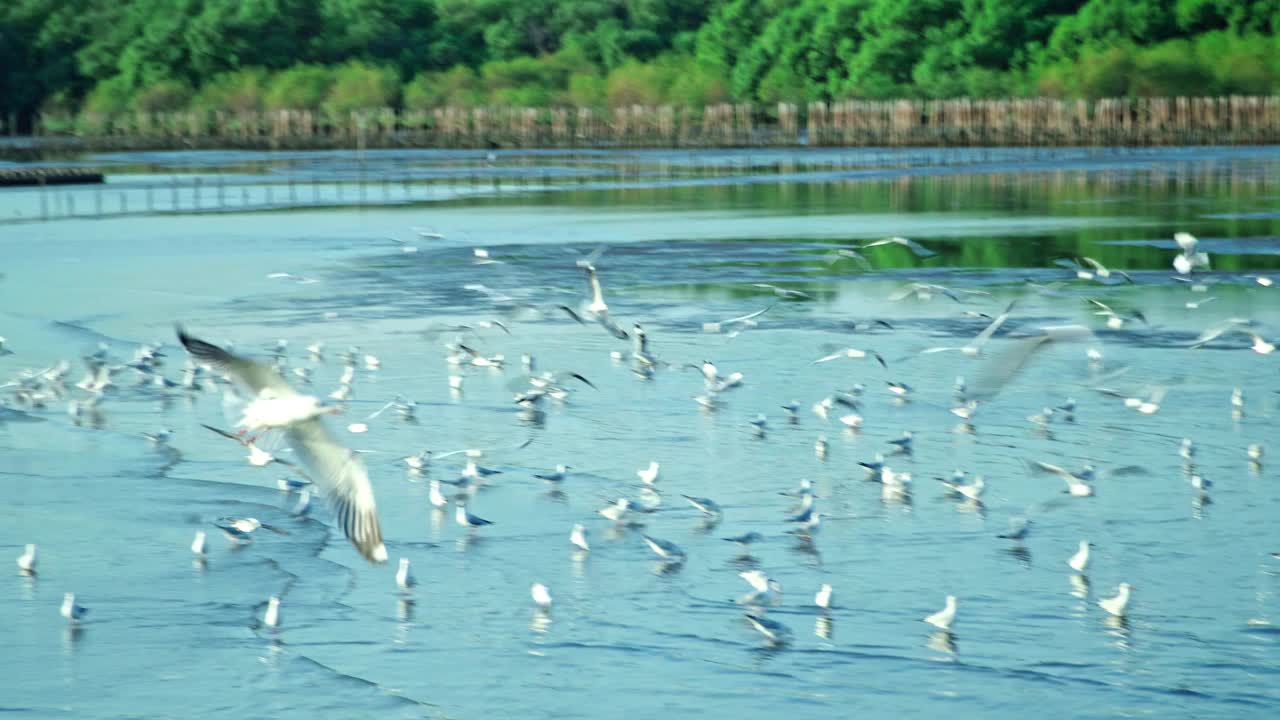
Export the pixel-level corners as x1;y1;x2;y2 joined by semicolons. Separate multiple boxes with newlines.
18;97;1280;150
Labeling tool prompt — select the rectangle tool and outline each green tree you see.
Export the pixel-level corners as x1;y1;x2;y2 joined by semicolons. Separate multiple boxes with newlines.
404;66;484;109
265;64;335;110
322;61;400;114
191;67;270;112
314;0;437;75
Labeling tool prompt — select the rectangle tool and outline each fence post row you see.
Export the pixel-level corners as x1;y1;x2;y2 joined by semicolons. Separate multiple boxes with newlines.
17;97;1280;149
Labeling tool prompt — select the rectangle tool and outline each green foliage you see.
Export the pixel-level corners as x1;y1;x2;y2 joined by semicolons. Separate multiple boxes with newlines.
404;66;484;109
566;72;607;106
265;65;335;110
323;61;400;114
3;0;1280;122
605;59;679;106
191;68;269;113
133;79;193;112
80;76;135;116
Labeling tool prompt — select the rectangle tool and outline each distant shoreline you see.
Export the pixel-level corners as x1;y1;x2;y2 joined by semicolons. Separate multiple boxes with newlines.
5;97;1278;161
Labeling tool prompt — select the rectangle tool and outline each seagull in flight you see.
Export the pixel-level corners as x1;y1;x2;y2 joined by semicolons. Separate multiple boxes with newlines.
1028;460;1097;497
918;300;1017;357
752;283;810;299
178;328;387;563
812;347;887;368
1173;232;1210;275
580;262;629;339
703;304;775;335
968;324;1097;401
862;236;937;258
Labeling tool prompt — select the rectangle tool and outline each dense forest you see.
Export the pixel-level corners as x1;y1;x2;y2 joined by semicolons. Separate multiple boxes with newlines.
1;0;1278;122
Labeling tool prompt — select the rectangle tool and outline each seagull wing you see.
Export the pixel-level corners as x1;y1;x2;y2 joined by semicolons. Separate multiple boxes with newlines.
902;238;937;257
969;325;1096;401
885;284;914;302
285;418;386;563
556;305;586;324
201;423;247;446
365;400;396;420
1026;460;1077;485
583;265;606;307
596;315;629;339
721;304;775;325
970;299;1018;348
177;328;292;397
739;570;769;592
1087;299;1115;315
812;351;847;364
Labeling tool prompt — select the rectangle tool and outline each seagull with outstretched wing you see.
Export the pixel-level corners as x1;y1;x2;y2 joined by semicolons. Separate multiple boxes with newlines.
178;327;386;564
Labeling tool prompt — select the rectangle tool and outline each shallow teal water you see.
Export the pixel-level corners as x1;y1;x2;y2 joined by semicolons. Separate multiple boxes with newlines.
2;147;1279;719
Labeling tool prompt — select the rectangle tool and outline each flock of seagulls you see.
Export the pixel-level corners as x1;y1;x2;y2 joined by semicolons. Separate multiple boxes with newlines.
5;229;1277;654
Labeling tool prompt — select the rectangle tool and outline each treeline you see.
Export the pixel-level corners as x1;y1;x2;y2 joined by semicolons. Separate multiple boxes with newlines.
2;0;1278;124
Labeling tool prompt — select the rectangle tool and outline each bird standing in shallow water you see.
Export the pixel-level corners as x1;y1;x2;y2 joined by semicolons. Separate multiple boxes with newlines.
1098;583;1132;617
455;503;494;529
263;596;281;628
570;524;590;552
1068;541;1091;574
924;595;957;631
396;558;416;590
815;583;834;609
16;544;37;574
61;593;88;623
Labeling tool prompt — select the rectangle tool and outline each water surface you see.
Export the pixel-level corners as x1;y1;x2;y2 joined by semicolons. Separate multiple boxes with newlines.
2;147;1279;719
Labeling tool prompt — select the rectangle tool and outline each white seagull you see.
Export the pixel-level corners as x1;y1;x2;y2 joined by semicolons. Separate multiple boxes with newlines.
642;534;686;561
815;583;834;609
1068;540;1091;574
745;614;791;645
396;558;416;590
531;582;552;608
263;596;281;628
61;592;88;623
191;531;207;556
1029;460;1095;497
862;236;937;257
16;544;37;574
812;347;887;368
1098;583;1132;617
919;299;1017;357
739;570;782;607
682;494;722;518
534;464;571;483
428;479;450;509
598;498;630;523
178;329;386;563
637;461;660;485
570;523;590;552
455;503;494;529
923;595;957;631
